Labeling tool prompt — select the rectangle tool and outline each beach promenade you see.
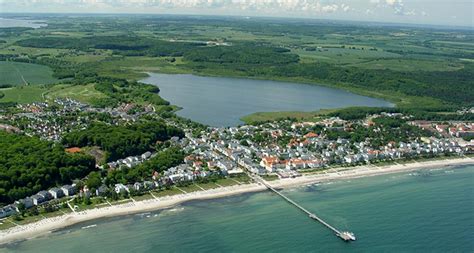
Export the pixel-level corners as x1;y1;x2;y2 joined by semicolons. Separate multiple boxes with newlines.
1;157;472;245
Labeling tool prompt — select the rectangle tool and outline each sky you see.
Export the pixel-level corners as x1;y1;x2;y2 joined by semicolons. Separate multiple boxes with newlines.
0;0;473;27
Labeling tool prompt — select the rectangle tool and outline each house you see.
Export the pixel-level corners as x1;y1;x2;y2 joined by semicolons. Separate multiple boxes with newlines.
260;156;280;172
304;132;319;140
38;191;53;201
168;174;183;183
141;151;152;160
31;194;46;205
134;182;144;191
49;188;64;199
96;185;108;196
61;185;76;196
15;197;34;209
143;181;155;190
249;165;266;175
227;168;244;175
115;184;129;194
0;205;16;218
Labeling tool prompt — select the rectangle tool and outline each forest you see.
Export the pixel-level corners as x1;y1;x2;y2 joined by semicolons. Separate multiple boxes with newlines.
6;17;474;109
62;121;184;161
327;107;474;121
0;132;96;205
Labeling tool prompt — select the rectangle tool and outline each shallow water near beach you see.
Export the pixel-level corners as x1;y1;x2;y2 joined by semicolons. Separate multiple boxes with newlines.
1;165;473;252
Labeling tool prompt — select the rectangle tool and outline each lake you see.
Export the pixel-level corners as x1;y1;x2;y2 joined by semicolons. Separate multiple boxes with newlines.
141;73;393;126
0;18;47;28
2;165;473;253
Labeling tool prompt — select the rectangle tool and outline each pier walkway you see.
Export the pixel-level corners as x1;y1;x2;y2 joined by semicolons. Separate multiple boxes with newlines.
254;176;356;242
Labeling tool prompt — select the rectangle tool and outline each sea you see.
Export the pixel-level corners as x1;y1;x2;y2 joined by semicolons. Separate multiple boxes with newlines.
1;165;472;253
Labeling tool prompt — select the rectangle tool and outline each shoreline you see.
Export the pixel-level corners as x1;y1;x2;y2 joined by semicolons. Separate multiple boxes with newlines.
1;156;472;245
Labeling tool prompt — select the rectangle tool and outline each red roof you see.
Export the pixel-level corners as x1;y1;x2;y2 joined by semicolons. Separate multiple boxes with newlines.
304;132;319;138
65;147;82;153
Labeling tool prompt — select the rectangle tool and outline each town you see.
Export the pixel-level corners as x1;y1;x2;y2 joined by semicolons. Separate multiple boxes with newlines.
1;98;473;220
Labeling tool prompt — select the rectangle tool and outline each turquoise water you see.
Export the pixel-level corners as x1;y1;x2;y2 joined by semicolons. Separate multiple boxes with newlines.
141;73;393;126
1;165;473;252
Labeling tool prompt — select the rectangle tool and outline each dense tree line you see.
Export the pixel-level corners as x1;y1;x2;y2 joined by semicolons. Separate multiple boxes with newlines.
267;62;474;106
62;121;184;161
105;146;185;185
0;132;95;205
328;107;474;121
184;45;298;65
16;36;204;57
14;34;474;107
92;77;169;107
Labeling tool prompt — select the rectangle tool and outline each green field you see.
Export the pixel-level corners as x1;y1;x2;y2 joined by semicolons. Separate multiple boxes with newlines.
0;86;47;103
45;84;108;104
348;58;464;72
0;61;59;85
0;15;472;110
241;109;337;124
0;83;109;105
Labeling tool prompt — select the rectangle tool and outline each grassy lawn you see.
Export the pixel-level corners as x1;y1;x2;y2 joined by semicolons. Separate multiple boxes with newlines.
0;85;47;103
0;219;17;230
176;184;202;193
215;178;240;187
45;83;107;104
292;47;401;64
231;174;252;183
241;108;338;124
197;182;221;190
110;199;134;206
132;193;155;202
348;58;464;72
152;188;183;197
41;208;72;218
0;61;59;85
95;56;190;80
262;174;279;181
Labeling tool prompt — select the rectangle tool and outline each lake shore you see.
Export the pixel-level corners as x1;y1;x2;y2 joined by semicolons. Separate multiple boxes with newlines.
1;156;472;245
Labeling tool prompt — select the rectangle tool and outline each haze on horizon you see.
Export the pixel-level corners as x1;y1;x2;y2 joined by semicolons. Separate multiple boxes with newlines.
0;0;472;27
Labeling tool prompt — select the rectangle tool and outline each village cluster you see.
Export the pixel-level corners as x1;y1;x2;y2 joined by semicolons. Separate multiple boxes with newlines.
180;117;473;180
0;98;155;141
1;101;474;219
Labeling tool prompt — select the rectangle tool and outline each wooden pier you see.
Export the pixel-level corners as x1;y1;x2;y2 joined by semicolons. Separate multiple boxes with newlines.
256;177;356;242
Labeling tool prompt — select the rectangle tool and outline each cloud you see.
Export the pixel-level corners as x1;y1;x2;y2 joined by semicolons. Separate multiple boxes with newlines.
368;0;414;16
1;0;353;14
341;3;350;12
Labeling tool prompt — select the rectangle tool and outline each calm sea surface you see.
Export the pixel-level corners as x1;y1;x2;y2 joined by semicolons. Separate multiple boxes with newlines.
141;73;393;126
0;18;47;28
2;165;473;253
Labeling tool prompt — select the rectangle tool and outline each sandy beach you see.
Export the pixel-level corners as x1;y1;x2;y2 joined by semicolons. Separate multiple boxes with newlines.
1;157;472;245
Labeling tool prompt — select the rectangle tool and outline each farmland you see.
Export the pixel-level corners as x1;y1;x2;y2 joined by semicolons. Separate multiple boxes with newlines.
44;84;108;104
0;85;47;103
0;15;472;112
0;61;59;85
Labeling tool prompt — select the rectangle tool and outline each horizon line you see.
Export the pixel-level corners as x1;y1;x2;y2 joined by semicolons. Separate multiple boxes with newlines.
1;12;473;30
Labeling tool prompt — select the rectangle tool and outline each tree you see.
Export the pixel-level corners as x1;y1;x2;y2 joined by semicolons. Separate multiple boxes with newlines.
86;172;102;191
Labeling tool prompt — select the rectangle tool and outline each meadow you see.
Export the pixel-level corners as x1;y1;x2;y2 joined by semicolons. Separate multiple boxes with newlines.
0;61;58;85
0;15;472;112
44;84;108;104
0;86;47;103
